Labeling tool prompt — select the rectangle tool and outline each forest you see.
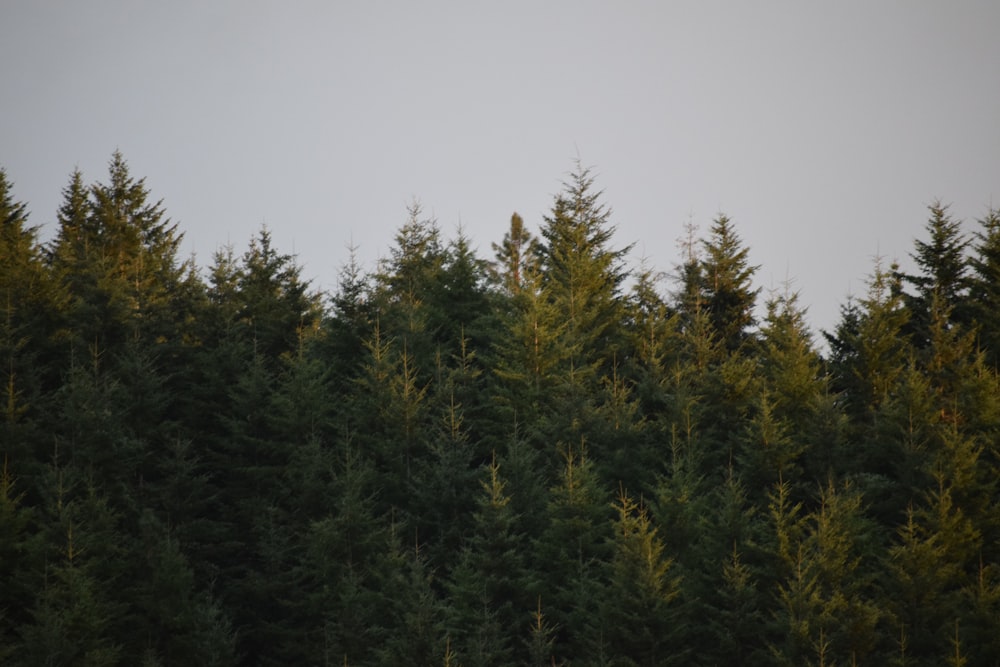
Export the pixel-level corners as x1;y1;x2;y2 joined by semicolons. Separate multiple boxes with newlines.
2;152;1000;667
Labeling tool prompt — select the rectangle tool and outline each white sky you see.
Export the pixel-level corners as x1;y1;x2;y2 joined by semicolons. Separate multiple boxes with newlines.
2;1;999;337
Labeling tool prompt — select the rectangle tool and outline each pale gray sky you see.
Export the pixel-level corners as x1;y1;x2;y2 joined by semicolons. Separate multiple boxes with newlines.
2;1;998;336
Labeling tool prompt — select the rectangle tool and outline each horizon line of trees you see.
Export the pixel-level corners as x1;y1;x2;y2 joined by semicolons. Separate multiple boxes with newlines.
2;151;1000;666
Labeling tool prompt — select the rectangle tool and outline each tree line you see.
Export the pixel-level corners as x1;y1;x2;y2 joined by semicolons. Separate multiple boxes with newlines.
2;152;1000;666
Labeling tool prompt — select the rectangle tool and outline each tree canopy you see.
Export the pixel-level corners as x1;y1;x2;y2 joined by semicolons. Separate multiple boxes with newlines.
1;153;999;666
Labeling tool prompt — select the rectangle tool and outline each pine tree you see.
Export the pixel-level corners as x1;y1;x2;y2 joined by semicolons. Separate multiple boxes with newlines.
492;260;570;448
968;207;1000;367
375;544;450;667
594;487;682;666
20;468;128;666
430;228;495;356
49;153;190;355
491;212;541;295
0;458;31;661
826;257;911;439
324;245;374;387
531;443;611;662
445;454;530;666
537;161;632;389
0;169;63;472
407;366;480;572
235;226;322;366
373;201;446;374
698;215;760;354
898;202;970;345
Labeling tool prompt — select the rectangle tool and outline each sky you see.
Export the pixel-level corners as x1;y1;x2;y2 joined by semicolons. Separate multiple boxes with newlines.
2;1;999;338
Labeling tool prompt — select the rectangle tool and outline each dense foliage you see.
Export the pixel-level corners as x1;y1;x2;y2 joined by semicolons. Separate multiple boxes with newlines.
2;154;1000;666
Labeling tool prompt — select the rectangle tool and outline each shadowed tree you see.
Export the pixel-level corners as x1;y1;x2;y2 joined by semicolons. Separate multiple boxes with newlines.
537;161;632;391
897;202;970;346
968;207;1000;368
491;212;541;296
698;215;760;354
49;153;191;356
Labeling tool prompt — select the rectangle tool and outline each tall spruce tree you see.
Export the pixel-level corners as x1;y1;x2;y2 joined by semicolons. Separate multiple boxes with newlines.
50;153;189;355
445;455;530;667
537;162;632;389
0;169;63;472
968;207;1000;368
593;487;683;666
698;215;760;354
491;212;541;296
898;202;970;346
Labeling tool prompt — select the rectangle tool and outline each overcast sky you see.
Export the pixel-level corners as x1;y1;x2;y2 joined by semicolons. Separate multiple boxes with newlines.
3;1;999;337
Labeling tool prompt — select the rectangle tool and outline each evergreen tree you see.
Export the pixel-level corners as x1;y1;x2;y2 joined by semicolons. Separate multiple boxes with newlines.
235;227;322;366
49;153;189;355
429;228;495;356
898;202;970;345
19;467;128;667
0;459;31;661
324;245;375;389
537;161;632;388
492;260;569;449
373;201;446;374
826;257;911;439
698;214;760;354
408;363;481;572
0;169;63;472
445;455;530;666
531;443;611;662
593;487;682;666
491;212;541;295
968;207;1000;367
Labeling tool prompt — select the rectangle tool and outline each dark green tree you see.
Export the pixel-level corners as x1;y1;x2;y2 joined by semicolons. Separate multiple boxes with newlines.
491;212;541;296
593;487;683;667
445;455;530;666
0;459;31;661
49;153;190;355
0;169;64;471
531;443;611;663
537;161;632;389
898;202;970;345
372;201;446;374
698;215;760;354
968;207;1000;367
826;257;911;440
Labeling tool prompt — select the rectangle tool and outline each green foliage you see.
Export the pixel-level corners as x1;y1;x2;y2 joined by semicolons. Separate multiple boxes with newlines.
697;215;760;354
1;155;1000;666
594;487;683;666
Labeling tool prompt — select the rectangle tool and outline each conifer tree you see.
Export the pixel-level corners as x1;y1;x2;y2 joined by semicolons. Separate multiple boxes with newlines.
899;202;970;344
325;245;374;387
408;364;480;571
677;468;764;666
698;214;760;354
235;227;322;366
537;161;632;388
492;262;569;448
373;201;446;373
491;212;541;295
968;207;1000;367
375;544;450;667
531;443;610;662
430;228;495;355
20;468;128;666
826;257;911;436
594;487;683;666
0;169;63;471
0;459;31;661
446;455;530;666
49;153;189;355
